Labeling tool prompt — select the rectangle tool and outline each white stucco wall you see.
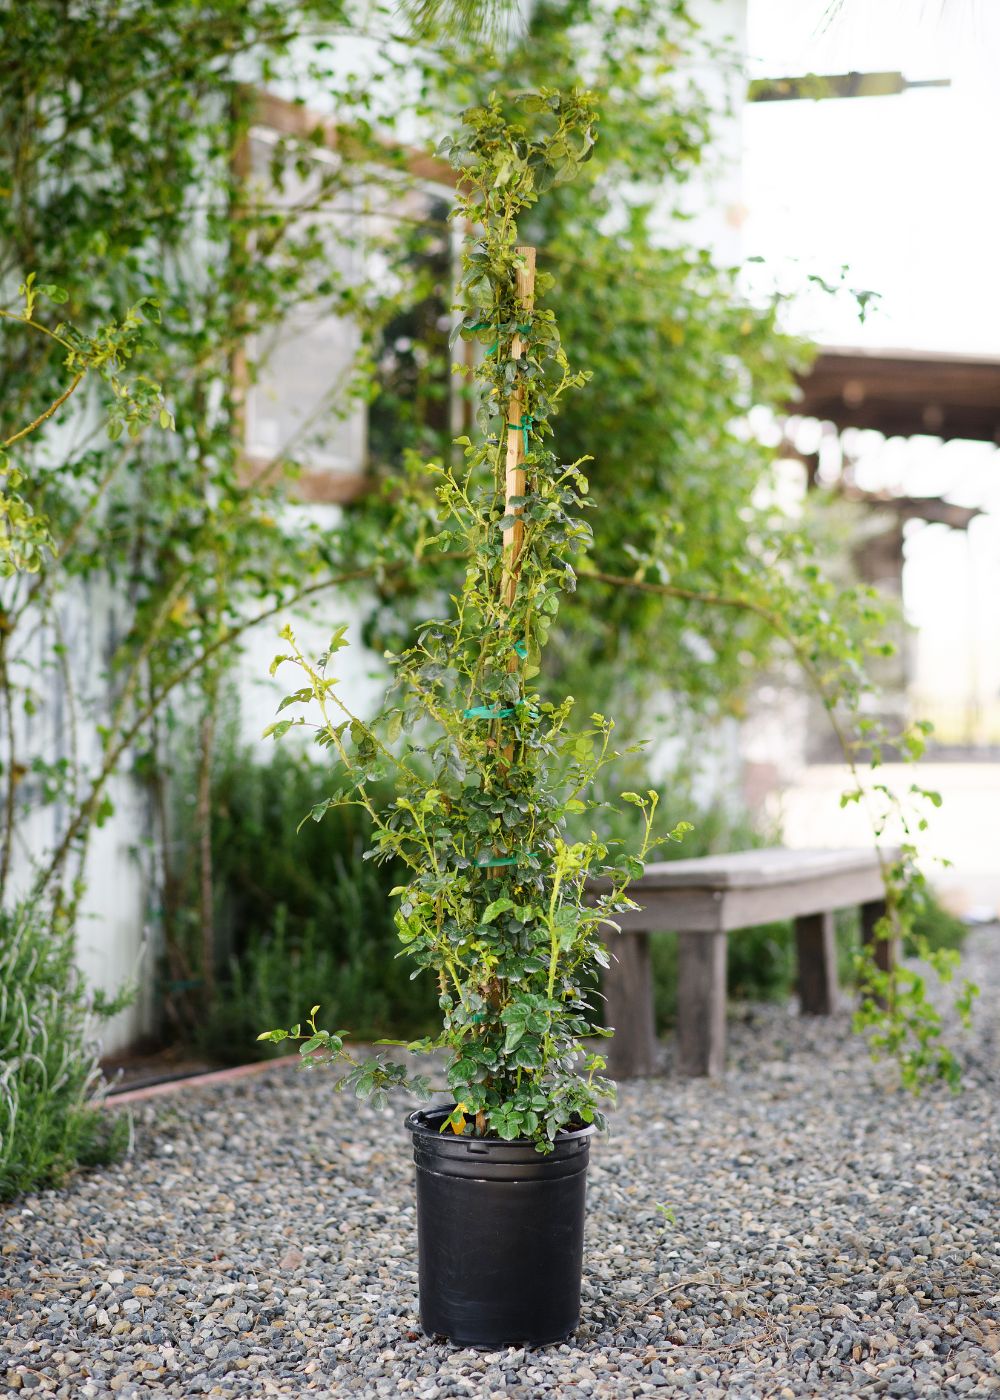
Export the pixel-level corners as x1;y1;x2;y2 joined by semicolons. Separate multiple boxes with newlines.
649;0;751;815
4;570;158;1054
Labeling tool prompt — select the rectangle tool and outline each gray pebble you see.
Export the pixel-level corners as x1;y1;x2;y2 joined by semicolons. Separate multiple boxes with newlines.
2;926;997;1398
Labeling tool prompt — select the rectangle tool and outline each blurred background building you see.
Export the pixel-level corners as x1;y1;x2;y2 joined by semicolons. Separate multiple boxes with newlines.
741;0;1000;915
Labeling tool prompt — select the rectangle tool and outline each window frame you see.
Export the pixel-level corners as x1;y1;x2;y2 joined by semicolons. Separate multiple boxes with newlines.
232;88;461;506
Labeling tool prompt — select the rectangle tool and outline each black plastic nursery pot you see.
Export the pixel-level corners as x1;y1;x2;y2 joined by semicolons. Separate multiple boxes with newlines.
406;1106;595;1348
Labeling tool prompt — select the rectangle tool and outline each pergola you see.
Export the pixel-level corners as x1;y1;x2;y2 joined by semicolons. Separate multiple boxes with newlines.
786;344;997;590
787;346;997;755
792;346;1000;445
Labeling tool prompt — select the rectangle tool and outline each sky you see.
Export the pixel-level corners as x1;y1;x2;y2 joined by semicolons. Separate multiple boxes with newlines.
743;0;1000;354
742;0;1000;723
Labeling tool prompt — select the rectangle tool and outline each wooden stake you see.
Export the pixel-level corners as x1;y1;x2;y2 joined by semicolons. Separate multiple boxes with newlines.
483;252;537;1131
502;246;536;610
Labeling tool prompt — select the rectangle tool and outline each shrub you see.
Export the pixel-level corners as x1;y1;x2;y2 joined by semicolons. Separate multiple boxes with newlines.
906;894;968;957
0;903;128;1201
178;746;438;1063
183;743;969;1059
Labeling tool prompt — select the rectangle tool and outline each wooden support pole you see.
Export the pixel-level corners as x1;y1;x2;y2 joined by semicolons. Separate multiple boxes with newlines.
482;249;537;1133
502;246;536;610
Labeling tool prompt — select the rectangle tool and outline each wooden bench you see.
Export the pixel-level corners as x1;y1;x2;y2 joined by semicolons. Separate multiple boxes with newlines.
599;846;897;1079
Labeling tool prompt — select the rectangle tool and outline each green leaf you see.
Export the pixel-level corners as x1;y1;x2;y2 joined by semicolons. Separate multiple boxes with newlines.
277;687;313;712
503;1023;525;1054
262;719;294;740
482;897;514;924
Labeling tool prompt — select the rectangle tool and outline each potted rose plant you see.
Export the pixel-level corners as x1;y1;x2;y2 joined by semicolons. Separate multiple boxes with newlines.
259;90;684;1347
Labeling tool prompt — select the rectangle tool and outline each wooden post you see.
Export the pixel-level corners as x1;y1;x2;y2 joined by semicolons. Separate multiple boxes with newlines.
861;898;894;972
795;910;839;1014
502;246;536;610
861;897;895;1008
677;930;728;1077
603;932;658;1078
481;249;536;1133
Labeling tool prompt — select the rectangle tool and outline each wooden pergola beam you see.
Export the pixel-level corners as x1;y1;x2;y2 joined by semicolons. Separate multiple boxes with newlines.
748;72;950;103
792;347;1000;445
836;488;982;530
245;88;458;188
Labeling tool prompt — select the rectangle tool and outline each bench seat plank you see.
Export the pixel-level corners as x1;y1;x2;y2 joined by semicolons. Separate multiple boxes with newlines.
613;864;889;934
629;846;889;890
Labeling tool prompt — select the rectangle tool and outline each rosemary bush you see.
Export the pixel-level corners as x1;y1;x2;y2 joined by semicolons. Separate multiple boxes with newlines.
178;746;436;1061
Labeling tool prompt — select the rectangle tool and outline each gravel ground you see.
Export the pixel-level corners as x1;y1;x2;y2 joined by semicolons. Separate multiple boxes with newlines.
1;929;997;1400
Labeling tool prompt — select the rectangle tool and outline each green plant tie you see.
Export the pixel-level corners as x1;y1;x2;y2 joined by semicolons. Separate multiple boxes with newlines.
463;696;535;720
514;640;528;658
468;320;531;333
507;414;534;452
471;322;532;358
475;851;538;868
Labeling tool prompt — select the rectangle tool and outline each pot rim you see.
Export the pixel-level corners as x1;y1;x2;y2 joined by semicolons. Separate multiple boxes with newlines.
405;1102;597;1146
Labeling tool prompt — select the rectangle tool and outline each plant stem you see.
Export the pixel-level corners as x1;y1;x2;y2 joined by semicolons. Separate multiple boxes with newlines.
0;632;17;899
2;372;85;449
196;679;220;1007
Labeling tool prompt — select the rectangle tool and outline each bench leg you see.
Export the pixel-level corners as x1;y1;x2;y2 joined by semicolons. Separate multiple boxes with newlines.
861;898;895;973
677;930;727;1077
603;932;658;1079
795;910;839;1014
861;898;896;1007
